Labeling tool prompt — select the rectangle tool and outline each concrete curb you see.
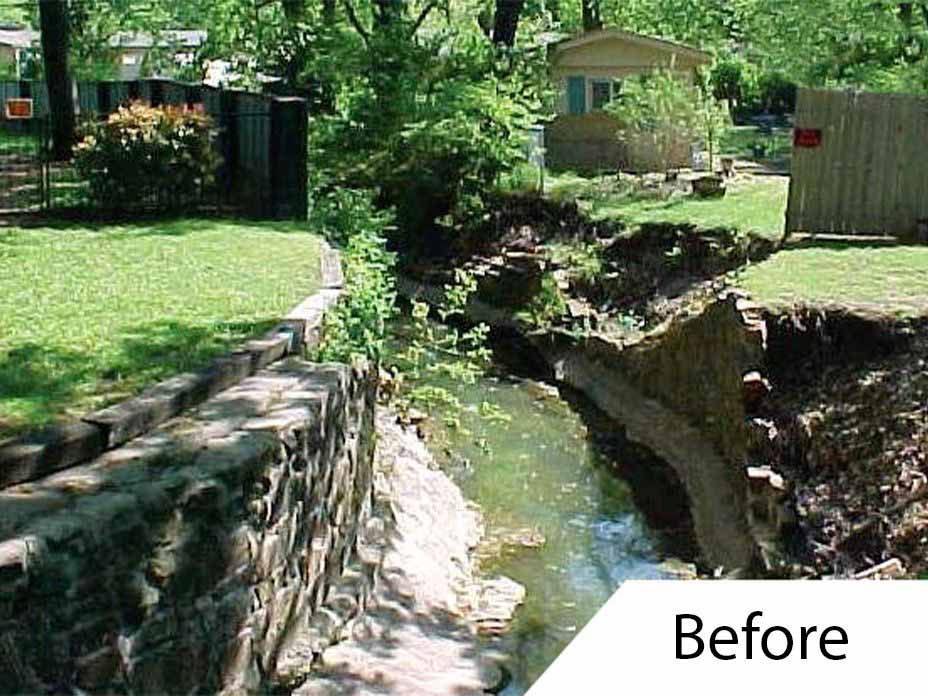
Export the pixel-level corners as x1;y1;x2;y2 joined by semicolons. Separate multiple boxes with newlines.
0;241;344;490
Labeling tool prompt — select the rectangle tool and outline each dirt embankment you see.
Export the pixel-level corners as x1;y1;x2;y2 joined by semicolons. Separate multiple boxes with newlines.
405;193;928;579
750;308;928;579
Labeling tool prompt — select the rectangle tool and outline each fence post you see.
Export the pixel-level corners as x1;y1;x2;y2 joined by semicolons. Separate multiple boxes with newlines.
219;90;239;209
149;79;165;107
97;82;111;115
269;97;308;220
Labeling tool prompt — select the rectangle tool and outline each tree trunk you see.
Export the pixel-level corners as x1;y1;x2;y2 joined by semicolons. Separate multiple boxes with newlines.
375;0;404;27
38;0;76;161
323;0;337;24
493;0;525;46
582;0;602;31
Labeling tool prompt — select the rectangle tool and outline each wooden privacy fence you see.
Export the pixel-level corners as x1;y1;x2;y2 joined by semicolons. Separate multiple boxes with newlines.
787;88;928;239
0;79;308;220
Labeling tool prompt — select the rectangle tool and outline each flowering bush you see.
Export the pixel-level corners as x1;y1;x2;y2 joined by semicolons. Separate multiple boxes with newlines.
74;102;220;209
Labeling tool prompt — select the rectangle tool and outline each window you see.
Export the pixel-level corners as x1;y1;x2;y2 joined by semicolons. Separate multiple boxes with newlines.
591;80;613;111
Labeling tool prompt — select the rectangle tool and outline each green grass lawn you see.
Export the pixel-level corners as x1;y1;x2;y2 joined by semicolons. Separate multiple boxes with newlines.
736;241;928;317
547;172;790;240
0;219;321;439
0;127;40;156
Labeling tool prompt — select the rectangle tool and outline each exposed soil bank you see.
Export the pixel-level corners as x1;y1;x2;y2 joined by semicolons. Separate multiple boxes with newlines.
400;194;928;584
748;307;928;578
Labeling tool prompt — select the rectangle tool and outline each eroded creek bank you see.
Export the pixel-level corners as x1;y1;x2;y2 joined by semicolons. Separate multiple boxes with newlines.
289;358;697;695
413;350;698;694
747;308;928;578
398;276;765;574
397;193;928;581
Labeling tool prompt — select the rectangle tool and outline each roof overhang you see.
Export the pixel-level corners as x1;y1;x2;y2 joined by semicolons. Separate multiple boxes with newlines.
550;28;713;65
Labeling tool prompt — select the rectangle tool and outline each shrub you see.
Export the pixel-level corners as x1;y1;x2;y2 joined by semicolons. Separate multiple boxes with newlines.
607;70;730;172
73;102;220;210
710;55;761;122
314;187;398;364
755;72;798;115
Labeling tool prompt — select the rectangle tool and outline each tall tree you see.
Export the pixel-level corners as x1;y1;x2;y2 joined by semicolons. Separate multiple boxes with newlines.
39;0;76;161
494;0;525;46
582;0;602;31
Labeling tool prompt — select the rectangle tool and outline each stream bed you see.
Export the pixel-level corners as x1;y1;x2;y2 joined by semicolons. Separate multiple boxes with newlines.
418;358;696;693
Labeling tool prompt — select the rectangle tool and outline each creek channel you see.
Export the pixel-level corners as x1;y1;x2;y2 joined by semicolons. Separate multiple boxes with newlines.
390;321;698;694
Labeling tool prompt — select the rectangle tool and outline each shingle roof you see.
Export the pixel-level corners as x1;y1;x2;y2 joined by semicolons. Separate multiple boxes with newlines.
109;30;208;49
0;29;40;49
549;27;712;63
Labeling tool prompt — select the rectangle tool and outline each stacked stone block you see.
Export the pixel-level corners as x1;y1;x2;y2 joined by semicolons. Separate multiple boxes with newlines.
0;359;377;694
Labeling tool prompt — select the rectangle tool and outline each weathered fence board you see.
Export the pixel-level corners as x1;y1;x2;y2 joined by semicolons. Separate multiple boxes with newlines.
787;88;928;238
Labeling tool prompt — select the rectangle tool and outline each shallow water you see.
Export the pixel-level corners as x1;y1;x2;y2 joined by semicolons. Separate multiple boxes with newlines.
429;372;690;694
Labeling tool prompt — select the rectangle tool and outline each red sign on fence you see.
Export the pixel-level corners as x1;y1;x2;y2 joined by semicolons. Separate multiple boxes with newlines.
794;128;823;148
4;98;33;120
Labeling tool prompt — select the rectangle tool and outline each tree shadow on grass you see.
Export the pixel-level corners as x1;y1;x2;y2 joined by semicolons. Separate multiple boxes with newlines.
0;318;279;441
0;343;98;440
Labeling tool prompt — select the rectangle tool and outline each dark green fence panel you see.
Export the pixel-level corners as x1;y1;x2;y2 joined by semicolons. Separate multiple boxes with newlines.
0;78;307;219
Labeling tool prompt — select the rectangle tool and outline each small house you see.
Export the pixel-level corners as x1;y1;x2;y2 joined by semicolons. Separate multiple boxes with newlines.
546;28;712;171
110;30;208;80
0;28;39;79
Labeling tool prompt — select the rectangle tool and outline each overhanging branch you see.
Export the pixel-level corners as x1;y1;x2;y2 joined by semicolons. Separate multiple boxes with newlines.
342;0;371;46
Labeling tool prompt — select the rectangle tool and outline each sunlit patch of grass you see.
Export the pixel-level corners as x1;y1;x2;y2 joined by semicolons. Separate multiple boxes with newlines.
593;177;789;240
0;219;321;439
735;242;928;317
545;170;789;240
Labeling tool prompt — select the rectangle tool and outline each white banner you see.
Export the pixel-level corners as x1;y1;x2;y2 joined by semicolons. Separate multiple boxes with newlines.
528;581;926;695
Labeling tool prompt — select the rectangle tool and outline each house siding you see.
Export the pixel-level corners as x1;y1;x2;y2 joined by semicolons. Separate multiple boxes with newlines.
548;31;710;171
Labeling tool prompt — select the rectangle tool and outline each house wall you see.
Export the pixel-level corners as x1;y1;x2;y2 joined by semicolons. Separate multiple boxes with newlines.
116;49;147;81
545;112;628;172
547;35;707;171
551;37;704;114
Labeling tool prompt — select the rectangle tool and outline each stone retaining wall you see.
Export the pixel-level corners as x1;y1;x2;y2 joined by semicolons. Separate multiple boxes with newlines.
0;358;378;694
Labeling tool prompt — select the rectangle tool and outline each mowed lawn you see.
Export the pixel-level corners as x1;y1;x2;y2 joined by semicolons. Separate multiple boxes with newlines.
547;172;790;240
736;241;928;317
545;171;928;317
0;219;321;440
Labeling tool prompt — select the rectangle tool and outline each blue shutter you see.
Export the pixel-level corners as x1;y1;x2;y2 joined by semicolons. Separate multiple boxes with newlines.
567;76;586;115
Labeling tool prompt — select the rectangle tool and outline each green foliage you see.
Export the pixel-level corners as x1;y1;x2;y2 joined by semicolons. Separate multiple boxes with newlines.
607;70;730;172
315;188;398;364
309;19;548;252
516;272;568;329
709;53;759;115
547;241;603;285
73;102;219;210
0;58;17;81
391;269;493;423
754;71;797;114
